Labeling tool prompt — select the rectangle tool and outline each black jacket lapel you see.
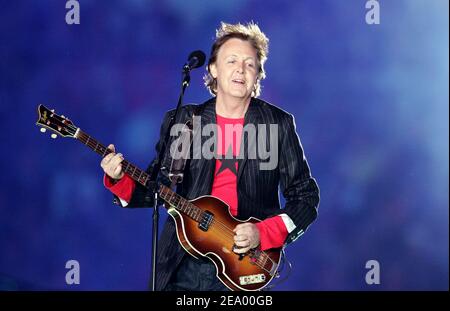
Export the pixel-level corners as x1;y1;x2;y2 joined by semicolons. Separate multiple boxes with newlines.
191;98;217;196
237;98;262;184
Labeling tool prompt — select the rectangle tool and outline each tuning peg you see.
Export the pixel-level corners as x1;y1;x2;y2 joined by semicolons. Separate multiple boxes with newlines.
51;109;55;112
51;133;57;139
61;115;65;118
40;128;46;133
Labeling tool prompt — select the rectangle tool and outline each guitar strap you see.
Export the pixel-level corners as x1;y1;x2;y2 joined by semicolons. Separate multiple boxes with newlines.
165;104;205;189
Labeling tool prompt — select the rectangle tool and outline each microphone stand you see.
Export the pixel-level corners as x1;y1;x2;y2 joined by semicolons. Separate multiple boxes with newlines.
148;66;192;291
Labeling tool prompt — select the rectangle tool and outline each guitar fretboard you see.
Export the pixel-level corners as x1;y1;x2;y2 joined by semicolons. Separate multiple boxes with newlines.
76;129;149;187
159;185;203;222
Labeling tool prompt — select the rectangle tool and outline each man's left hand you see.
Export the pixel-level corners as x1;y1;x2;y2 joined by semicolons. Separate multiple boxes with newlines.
233;223;260;254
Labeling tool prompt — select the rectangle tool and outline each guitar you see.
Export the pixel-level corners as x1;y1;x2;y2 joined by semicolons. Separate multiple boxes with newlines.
36;104;282;291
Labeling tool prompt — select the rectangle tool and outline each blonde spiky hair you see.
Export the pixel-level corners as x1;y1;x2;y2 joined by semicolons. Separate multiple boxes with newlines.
204;22;269;98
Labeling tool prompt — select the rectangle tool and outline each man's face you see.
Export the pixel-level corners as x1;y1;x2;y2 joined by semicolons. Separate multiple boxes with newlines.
210;38;258;101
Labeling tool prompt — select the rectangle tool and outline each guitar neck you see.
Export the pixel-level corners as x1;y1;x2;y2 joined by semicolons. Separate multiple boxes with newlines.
74;128;202;221
75;128;149;187
159;184;203;221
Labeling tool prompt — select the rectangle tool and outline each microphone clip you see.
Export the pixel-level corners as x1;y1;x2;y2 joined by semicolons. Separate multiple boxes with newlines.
181;50;205;86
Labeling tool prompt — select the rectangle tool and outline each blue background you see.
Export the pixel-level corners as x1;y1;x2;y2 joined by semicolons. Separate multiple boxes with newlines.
0;0;448;290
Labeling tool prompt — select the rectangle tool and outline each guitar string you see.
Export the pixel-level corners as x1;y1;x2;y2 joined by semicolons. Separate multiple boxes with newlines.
171;192;276;268
64;124;276;269
195;221;270;272
164;192;268;268
171;209;271;274
210;220;274;269
209;223;272;272
207;225;272;274
161;189;276;269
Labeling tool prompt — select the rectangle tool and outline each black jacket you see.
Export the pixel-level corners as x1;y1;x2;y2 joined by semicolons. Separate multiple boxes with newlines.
114;97;320;290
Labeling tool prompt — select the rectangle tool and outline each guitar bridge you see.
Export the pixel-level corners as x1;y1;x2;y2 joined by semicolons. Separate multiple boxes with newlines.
198;211;214;231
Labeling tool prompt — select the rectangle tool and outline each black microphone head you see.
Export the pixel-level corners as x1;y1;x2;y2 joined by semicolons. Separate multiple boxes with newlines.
187;50;206;69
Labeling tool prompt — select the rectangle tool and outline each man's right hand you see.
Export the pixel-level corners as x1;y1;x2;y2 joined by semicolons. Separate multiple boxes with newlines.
101;144;125;180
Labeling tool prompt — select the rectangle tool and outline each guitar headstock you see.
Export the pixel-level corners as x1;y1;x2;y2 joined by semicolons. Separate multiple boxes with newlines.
36;104;78;139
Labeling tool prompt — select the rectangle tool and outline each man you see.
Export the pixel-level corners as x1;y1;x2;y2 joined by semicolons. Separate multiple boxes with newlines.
101;22;319;291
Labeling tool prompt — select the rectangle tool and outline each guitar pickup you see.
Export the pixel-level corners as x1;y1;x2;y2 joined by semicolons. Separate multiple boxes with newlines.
239;274;266;285
198;211;214;231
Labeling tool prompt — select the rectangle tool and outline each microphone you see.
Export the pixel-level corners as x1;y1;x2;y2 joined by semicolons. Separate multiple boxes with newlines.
183;50;206;72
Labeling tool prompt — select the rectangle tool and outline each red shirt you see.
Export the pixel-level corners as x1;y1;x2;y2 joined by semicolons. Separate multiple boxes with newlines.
210;114;243;216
